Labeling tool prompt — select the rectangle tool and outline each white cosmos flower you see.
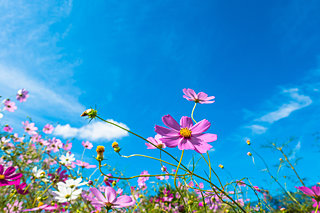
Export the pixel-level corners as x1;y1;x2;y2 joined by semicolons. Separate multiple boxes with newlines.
59;152;75;166
57;178;87;190
0;113;3;119
32;166;49;182
52;184;82;203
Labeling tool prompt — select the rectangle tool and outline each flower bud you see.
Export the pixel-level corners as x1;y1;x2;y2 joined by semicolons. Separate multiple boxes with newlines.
247;152;252;156
139;194;144;198
96;145;105;161
187;200;193;205
178;205;185;212
114;147;121;153
112;141;119;148
218;164;224;169
80;109;97;119
88;180;93;185
246;140;251;145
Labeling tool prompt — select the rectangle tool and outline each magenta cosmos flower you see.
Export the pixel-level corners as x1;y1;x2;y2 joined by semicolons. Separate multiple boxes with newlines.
16;89;29;102
90;187;134;210
3;125;13;133
155;115;217;153
296;186;320;205
183;88;215;104
0;165;23;187
4;99;17;112
42;124;54;134
145;134;166;149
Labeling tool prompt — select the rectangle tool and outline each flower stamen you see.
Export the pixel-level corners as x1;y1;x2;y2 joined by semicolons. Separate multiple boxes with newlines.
180;128;192;138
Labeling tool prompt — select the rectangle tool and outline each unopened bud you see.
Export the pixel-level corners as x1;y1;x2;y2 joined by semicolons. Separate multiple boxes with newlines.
247;152;252;156
80;109;97;119
246;140;251;145
187;200;193;205
218;164;224;169
96;145;105;161
114;147;121;153
112;141;119;148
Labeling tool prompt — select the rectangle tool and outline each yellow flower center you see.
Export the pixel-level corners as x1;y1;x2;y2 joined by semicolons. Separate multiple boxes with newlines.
180;128;192;138
0;175;5;180
38;202;44;207
105;202;113;208
157;144;164;149
65;194;71;199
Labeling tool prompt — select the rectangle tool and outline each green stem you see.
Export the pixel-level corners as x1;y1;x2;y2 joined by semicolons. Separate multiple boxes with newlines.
174;150;188;212
191;102;197;123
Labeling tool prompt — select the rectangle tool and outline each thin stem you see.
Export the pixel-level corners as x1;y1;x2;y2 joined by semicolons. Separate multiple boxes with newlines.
191;102;197;123
174;150;188;212
278;148;305;186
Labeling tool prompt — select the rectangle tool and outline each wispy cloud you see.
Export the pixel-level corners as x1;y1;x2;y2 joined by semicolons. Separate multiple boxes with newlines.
257;88;312;124
54;120;130;142
246;124;267;135
289;141;301;160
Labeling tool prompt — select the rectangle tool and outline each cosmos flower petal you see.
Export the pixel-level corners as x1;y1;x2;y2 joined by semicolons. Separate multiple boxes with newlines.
186;89;198;100
296;186;315;196
194;142;213;154
312;186;320;196
0;165;3;174
162;115;180;131
180;116;193;128
6;173;23;180
155;125;179;137
196;133;217;143
190;119;211;134
4;167;15;176
160;137;180;148
113;195;134;208
178;138;195;150
197;92;208;99
105;186;117;203
90;187;108;203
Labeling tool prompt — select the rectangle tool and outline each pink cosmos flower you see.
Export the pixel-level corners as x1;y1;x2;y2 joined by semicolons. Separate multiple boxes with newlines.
145;134;166;149
296;186;320;206
0;165;23;187
155;115;217;153
82;141;93;149
47;138;63;153
74;160;96;169
138;171;149;189
4;200;23;213
4;99;17;112
15;181;29;195
63;141;72;151
42;124;54;134
22;121;38;135
16;89;29;102
3;125;13;133
183;88;215;104
90;187;135;209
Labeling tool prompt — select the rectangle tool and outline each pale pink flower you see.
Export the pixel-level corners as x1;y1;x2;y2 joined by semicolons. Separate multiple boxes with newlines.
22;121;38;135
16;89;29;102
63;141;72;150
145;134;166;149
74;160;96;169
183;88;215;104
47;138;63;153
4;99;17;112
90;187;135;209
82;141;93;149
42;124;54;134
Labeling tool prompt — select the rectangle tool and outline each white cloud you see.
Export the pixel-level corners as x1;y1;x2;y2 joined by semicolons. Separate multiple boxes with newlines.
257;88;312;123
54;120;130;141
289;141;301;160
246;125;267;134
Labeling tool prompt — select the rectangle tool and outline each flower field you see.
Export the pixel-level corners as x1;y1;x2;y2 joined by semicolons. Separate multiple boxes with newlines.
0;88;318;213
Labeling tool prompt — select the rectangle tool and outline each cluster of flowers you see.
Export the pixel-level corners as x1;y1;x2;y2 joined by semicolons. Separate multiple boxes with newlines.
0;88;319;213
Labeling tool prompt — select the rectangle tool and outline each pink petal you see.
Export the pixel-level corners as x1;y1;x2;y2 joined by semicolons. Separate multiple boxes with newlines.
190;119;211;134
162;115;180;131
160;137;180;148
178;138;195;150
197;92;208;100
180;116;193;128
296;186;315;196
196;133;217;143
199;100;215;104
6;173;23;180
105;186;117;203
187;89;198;100
90;187;107;203
194;142;213;153
0;165;3;174
4;167;15;176
155;126;179;137
113;195;134;208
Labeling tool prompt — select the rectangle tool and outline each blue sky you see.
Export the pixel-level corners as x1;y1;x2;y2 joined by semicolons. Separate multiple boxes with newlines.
0;0;320;193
